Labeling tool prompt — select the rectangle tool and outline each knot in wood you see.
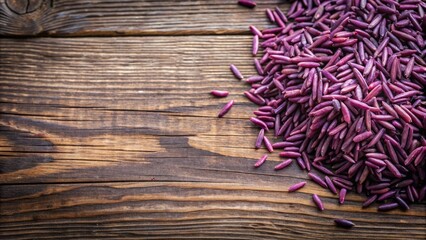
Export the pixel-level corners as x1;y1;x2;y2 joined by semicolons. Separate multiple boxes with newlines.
6;0;44;15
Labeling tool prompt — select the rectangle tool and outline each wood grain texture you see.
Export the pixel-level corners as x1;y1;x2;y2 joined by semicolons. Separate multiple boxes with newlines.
1;182;425;239
0;36;274;184
0;0;287;36
1;35;425;240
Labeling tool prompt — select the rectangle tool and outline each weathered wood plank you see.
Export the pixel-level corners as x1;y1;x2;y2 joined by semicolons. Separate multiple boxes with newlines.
1;182;425;239
0;35;288;184
0;0;288;36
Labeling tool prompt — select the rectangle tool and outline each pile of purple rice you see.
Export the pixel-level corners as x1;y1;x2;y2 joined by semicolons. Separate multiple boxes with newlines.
215;0;426;215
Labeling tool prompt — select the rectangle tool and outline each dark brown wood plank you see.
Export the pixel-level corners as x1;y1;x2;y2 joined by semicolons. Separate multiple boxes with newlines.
0;0;288;36
1;182;425;239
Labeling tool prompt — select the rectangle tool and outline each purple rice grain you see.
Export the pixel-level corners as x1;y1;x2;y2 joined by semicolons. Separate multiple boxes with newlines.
296;157;306;170
210;90;229;98
312;194;325;211
266;9;275;23
339;188;347;204
254;154;268;168
308;173;328;189
362;195;378;208
395;196;410;211
353;131;373;143
217;100;234;118
238;0;256;8
249;25;263;38
255;129;265;149
334;219;355;228
288;181;306;192
252;35;259;56
279;151;301;158
325;175;338;194
230;64;244;80
274;159;293;170
378;188;396;200
250;117;269;131
378;202;399;211
263;136;274;152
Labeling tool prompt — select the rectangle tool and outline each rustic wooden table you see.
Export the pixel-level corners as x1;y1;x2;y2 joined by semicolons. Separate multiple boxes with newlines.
0;0;425;239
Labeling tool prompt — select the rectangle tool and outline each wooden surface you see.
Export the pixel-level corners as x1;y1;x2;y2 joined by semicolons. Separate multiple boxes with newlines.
0;0;286;36
0;1;425;239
